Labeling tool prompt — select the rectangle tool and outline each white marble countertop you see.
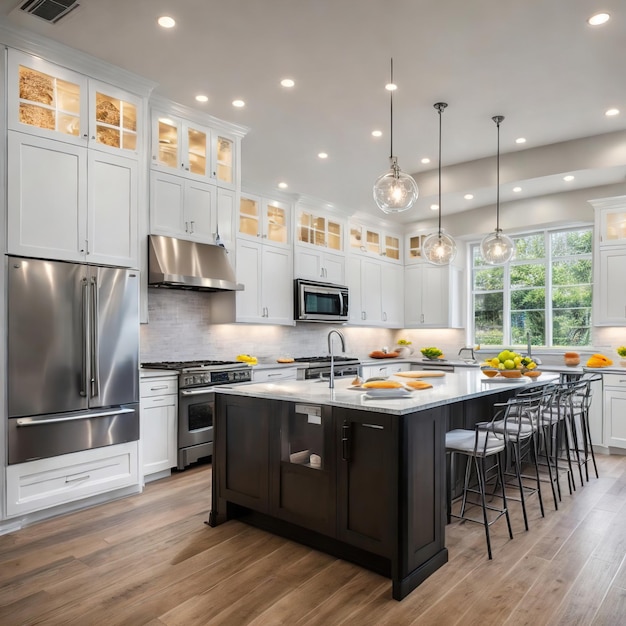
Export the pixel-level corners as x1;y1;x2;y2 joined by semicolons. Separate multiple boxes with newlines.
140;368;178;379
215;369;560;415
359;357;480;368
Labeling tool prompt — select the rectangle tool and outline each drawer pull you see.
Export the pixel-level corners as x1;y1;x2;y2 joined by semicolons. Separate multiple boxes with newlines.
150;385;169;391
65;473;90;484
362;423;384;430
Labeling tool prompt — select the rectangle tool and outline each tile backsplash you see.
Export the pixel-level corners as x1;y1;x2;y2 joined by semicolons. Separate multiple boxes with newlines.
140;290;465;363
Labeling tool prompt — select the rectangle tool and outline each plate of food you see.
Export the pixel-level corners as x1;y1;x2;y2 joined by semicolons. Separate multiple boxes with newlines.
395;370;446;378
369;350;399;359
364;387;414;399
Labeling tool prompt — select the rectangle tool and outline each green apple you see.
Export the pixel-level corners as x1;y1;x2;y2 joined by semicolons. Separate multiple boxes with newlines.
504;359;515;369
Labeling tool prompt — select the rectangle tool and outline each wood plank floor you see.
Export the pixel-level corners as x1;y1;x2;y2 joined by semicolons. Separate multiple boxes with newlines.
1;453;625;625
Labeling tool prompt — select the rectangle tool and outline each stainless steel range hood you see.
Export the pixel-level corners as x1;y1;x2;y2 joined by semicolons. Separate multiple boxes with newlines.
148;235;244;292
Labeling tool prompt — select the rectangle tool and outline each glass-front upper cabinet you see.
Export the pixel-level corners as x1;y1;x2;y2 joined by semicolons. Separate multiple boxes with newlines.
405;233;428;264
214;135;234;186
151;113;211;179
90;81;140;156
599;207;626;245
350;224;401;262
298;210;343;251
8;49;87;145
9;50;142;157
239;194;290;247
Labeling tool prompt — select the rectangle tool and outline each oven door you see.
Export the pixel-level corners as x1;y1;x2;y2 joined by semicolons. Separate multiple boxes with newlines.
178;387;215;454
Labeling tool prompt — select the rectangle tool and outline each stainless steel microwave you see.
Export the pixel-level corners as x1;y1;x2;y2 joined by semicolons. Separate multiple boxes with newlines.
294;279;349;322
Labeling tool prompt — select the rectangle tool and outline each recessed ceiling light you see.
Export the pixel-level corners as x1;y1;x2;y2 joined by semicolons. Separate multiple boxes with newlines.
232;99;245;108
464;194;474;200
195;95;208;103
588;13;610;26
515;137;526;144
318;152;328;159
513;186;522;193
280;78;295;88
157;16;176;28
605;108;620;117
563;175;575;182
278;182;288;189
430;204;439;211
421;157;431;164
385;82;397;91
372;130;382;137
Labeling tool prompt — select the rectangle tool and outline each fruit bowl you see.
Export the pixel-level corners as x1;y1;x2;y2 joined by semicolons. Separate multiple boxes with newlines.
420;347;444;360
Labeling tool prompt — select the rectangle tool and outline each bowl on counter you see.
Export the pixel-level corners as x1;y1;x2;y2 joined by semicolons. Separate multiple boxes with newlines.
481;369;499;378
500;369;522;378
523;370;543;378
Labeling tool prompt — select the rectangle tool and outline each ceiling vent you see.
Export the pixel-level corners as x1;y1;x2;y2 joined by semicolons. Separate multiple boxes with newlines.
19;0;80;24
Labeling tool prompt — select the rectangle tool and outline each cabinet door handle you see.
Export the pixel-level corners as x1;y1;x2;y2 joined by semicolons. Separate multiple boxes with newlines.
65;473;90;484
150;385;169;391
190;221;195;234
362;423;384;430
185;221;189;232
341;421;351;461
361;311;366;320
383;312;387;321
420;313;425;323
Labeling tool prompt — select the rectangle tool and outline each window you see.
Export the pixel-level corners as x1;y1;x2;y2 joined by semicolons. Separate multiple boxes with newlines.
471;227;592;348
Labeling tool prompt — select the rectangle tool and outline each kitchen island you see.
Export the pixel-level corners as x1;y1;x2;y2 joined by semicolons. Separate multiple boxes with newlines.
209;370;557;600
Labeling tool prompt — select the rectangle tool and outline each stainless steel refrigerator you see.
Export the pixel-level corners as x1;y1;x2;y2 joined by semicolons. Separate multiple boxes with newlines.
7;256;140;464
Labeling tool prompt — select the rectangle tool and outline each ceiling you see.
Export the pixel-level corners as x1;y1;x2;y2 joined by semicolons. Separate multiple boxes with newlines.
2;0;626;224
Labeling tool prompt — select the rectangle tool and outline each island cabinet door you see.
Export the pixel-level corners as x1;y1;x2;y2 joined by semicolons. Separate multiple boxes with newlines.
335;408;397;558
270;403;337;536
216;395;271;513
401;407;447;576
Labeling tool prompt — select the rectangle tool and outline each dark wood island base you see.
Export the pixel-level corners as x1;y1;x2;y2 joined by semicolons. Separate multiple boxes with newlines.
209;395;457;600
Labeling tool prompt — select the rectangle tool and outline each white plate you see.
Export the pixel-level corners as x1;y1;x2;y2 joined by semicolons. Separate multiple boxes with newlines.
364;388;414;399
482;376;526;383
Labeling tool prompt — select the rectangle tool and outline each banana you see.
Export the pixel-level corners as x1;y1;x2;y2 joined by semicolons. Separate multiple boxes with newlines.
236;354;258;365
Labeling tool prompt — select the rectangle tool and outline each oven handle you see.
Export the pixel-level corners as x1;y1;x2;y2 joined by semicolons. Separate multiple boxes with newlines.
180;388;218;396
15;407;135;426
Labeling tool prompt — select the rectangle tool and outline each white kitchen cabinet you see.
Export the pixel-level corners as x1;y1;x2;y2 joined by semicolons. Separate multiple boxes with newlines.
296;248;346;284
404;263;463;328
140;376;178;480
603;373;626;450
348;257;404;328
216;187;237;251
151;108;240;190
360;361;410;379
236;239;294;325
405;233;429;265
5;442;140;517
150;170;216;243
594;247;626;326
9;49;142;158
239;193;291;248
349;223;402;263
8;131;138;267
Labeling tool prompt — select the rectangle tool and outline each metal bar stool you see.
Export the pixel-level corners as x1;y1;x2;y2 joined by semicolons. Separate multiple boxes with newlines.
446;414;513;560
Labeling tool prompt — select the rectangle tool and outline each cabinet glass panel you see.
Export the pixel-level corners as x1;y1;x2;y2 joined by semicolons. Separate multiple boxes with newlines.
327;221;342;250
298;211;313;244
350;226;363;250
605;211;626;242
95;92;137;151
366;230;380;254
282;405;324;470
187;127;207;176
18;66;80;136
239;197;260;237
408;234;425;259
216;136;233;183
158;117;179;168
267;202;287;244
384;235;400;260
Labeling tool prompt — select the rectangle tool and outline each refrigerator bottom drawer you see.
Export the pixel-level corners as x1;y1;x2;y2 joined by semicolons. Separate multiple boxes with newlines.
8;403;139;465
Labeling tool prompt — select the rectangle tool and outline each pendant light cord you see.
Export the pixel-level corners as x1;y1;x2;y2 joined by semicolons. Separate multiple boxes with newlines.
389;58;394;160
493;115;504;232
437;104;442;235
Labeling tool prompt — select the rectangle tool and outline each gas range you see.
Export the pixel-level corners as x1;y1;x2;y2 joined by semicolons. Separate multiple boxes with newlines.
293;356;360;379
141;360;252;388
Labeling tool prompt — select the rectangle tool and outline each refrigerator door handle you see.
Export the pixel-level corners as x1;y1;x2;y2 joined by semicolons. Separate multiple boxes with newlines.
81;278;89;397
90;276;100;398
16;407;136;426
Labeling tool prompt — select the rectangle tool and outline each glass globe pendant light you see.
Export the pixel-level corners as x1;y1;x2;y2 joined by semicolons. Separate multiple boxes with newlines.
423;102;457;265
480;115;516;265
372;59;418;214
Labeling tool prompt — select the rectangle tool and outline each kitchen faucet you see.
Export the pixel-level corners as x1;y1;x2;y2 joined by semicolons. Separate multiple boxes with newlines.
526;331;542;365
327;329;346;389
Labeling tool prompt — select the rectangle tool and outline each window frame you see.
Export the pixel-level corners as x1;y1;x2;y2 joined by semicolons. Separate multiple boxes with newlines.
470;225;593;349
